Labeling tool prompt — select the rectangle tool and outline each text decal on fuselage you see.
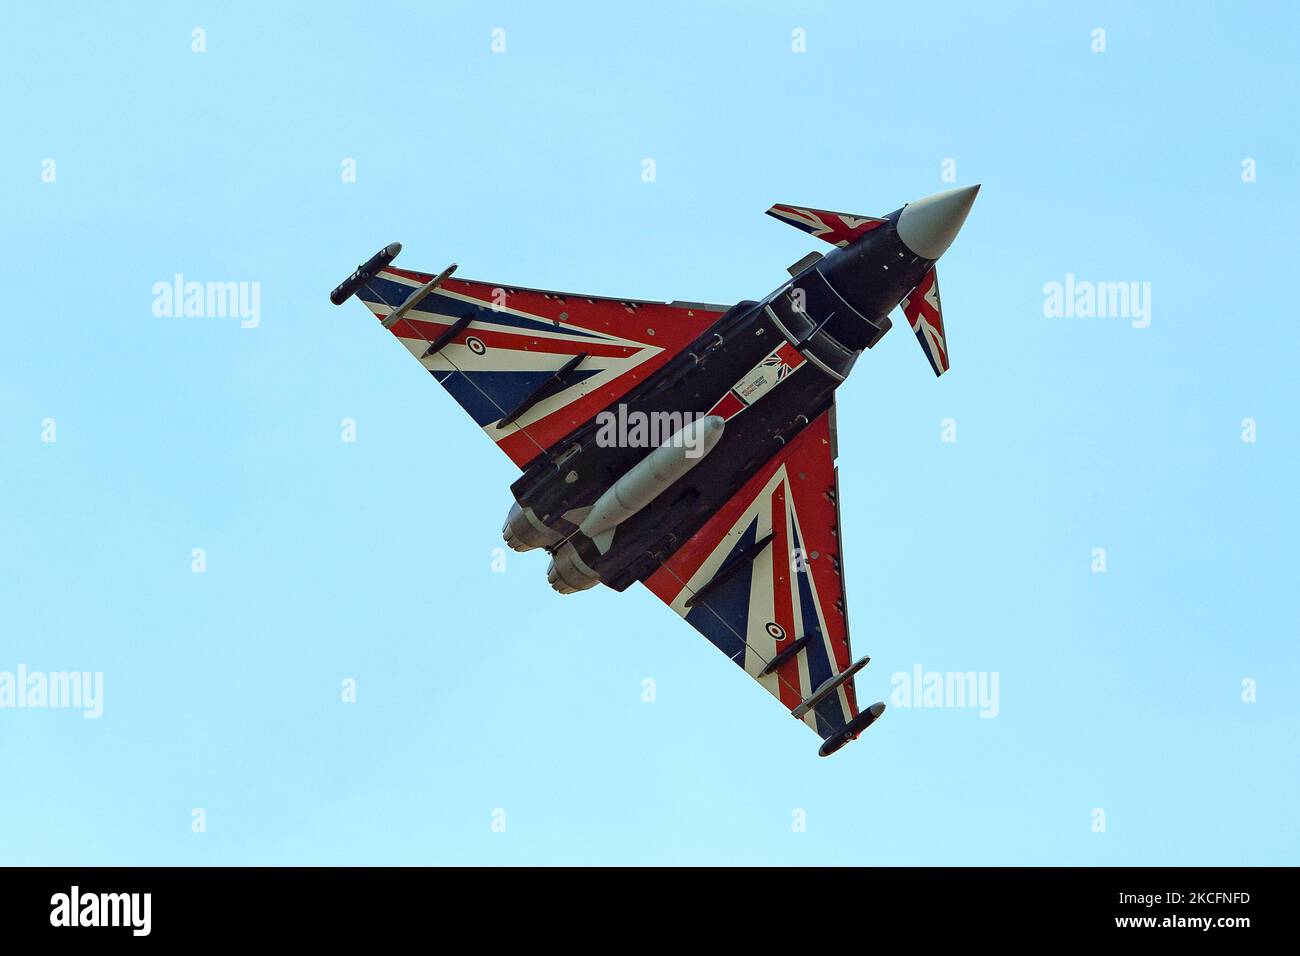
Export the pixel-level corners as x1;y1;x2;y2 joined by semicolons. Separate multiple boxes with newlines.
706;341;808;421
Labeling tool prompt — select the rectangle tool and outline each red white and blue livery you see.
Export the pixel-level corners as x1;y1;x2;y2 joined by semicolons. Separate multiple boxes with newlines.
330;185;979;756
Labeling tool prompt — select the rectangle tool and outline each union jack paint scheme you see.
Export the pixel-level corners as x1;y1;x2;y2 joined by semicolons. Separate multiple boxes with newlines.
764;204;888;248
901;267;950;376
356;270;726;468
330;184;979;756
705;340;808;421
644;407;855;738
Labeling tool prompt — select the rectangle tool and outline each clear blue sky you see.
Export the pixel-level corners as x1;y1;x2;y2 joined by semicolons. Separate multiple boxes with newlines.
2;1;1296;865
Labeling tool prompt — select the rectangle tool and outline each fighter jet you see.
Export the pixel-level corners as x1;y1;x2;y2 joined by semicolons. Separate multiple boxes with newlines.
330;185;978;756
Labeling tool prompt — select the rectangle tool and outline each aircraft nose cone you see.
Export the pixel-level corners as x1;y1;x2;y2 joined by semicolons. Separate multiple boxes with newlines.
896;184;980;260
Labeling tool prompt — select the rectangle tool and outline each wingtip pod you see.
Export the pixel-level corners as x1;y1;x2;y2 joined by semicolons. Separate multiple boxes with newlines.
818;701;886;758
329;241;403;305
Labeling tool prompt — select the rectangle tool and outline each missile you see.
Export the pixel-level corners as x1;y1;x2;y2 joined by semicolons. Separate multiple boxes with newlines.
818;701;886;758
578;415;725;551
792;655;870;719
329;241;402;305
382;263;458;329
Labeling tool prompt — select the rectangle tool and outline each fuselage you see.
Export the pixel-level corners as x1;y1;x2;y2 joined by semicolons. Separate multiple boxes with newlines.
507;204;939;593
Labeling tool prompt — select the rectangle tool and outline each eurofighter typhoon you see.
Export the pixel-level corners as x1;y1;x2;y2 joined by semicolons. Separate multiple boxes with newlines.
330;186;978;756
